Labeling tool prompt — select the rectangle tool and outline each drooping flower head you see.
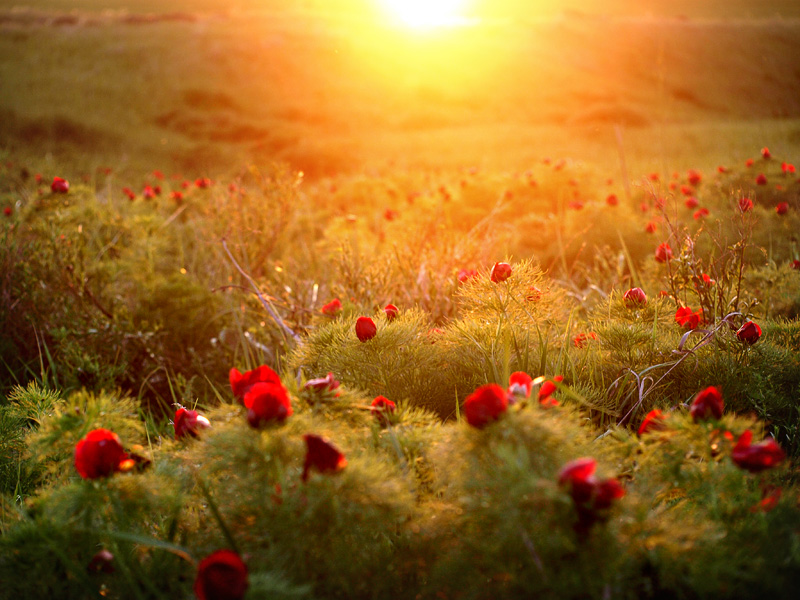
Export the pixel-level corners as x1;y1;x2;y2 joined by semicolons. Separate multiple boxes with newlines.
689;386;724;422
194;549;249;600
244;382;292;428
174;407;211;439
229;365;281;404
731;430;785;473
464;383;508;429
490;262;512;283
736;320;762;345
355;316;377;342
302;434;347;481
74;429;134;480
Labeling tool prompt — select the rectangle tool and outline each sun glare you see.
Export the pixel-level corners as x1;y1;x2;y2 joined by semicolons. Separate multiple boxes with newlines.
379;0;469;29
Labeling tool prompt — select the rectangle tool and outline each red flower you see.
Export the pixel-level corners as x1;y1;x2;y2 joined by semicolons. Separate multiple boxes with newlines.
457;268;479;283
647;172;660;182
538;375;564;407
700;273;715;287
761;147;771;159
384;304;399;321
490;262;512;283
174;407;211;439
654;243;673;263
142;185;156;199
687;170;701;186
51;176;69;194
689;386;724;422
693;207;710;219
645;221;657;234
675;306;704;329
371;395;396;424
572;332;597;348
302;434;347;481
123;187;135;200
464;383;508;428
684;196;699;209
195;177;211;188
304;372;341;394
623;287;647;308
74;429;133;479
679;185;693;196
781;162;796;174
738;197;754;212
321;298;342;317
745;158;754;168
558;457;625;514
194;550;249;600
356;316;377;342
229;365;281;404
244;382;292;428
756;173;768;186
638;409;667;435
717;165;727;173
731;430;785;473
605;194;618;206
152;170;164;180
776;202;789;215
735;320;762;345
170;191;184;202
3;206;11;217
754;486;782;512
793;260;800;270
508;371;533;398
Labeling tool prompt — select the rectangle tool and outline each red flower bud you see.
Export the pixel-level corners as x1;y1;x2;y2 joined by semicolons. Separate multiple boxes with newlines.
490;262;512;283
776;202;789;215
174;407;211;439
756;174;767;186
732;430;785;473
623;287;647;308
689;386;724;422
355;316;377;342
654;243;673;263
51;176;69;194
244;382;292;428
194;549;249;600
384;304;399;321
74;429;133;479
464;383;508;428
229;365;281;404
302;434;347;481
735;320;762;345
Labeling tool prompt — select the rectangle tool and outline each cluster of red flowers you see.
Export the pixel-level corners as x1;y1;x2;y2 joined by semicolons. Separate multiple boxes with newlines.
465;371;566;428
675;306;704;330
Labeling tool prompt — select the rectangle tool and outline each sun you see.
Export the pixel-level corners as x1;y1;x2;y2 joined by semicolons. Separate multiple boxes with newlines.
378;0;469;29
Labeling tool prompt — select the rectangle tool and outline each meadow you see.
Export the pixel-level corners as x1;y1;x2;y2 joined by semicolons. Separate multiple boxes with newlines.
2;1;800;598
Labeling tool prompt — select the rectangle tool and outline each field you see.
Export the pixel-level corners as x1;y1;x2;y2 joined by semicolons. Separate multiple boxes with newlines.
2;1;800;599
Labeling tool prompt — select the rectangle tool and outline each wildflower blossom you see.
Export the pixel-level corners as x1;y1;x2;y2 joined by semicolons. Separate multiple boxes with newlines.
321;298;342;316
490;262;512;283
174;407;211;439
654;243;673;263
356;316;377;342
384;304;399;321
638;409;667;435
194;550;249;600
689;386;724;422
732;430;785;473
735;320;762;345
74;429;134;480
623;287;647;308
229;365;281;403
244;382;292;428
302;434;347;481
51;176;69;193
464;384;508;428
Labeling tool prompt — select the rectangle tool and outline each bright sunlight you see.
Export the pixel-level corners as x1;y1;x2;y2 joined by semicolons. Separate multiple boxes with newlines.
378;0;470;29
